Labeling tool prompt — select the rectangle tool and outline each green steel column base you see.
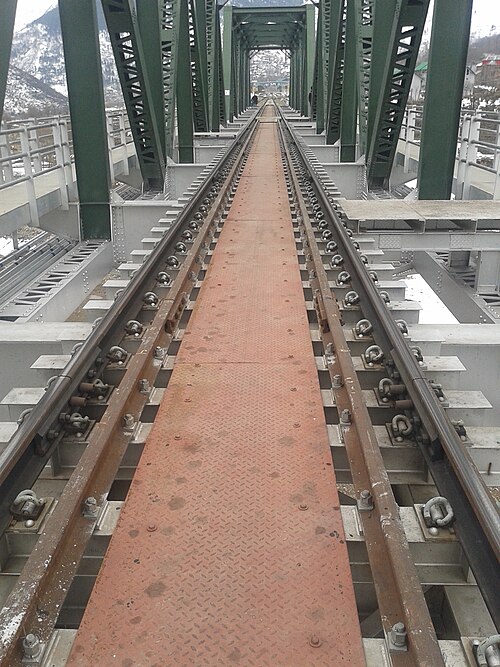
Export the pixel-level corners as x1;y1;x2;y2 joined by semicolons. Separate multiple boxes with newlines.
80;205;112;242
340;145;356;162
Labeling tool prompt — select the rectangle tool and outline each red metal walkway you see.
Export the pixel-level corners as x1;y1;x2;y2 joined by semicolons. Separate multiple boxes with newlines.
67;111;365;666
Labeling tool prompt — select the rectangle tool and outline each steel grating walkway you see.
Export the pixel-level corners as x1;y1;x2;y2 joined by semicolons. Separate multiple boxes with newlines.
67;110;365;666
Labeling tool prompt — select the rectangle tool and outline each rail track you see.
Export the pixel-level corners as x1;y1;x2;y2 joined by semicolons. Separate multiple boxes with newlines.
0;104;498;666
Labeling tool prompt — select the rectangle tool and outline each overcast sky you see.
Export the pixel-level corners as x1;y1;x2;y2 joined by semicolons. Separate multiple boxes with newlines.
13;0;499;35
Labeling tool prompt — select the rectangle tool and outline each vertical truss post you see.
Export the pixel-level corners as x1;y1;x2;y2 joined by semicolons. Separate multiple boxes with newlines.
59;0;111;240
0;0;17;125
102;0;165;190
418;0;473;199
340;0;357;161
310;6;321;123
216;5;226;126
161;0;177;158
366;0;430;189
353;0;373;154
367;0;396;156
177;0;194;162
314;1;326;131
325;0;346;145
206;0;223;130
189;0;209;132
136;0;166;163
305;4;315;117
223;4;233;122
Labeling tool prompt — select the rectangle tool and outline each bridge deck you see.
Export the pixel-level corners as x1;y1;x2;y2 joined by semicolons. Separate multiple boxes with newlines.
67;111;365;666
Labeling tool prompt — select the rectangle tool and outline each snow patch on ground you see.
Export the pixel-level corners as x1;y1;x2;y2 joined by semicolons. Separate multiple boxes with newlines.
405;274;458;324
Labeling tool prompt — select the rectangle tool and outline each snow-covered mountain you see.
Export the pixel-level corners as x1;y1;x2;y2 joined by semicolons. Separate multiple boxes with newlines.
5;3;121;118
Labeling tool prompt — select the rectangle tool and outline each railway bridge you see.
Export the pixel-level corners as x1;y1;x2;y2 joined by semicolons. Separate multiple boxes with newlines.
0;1;499;666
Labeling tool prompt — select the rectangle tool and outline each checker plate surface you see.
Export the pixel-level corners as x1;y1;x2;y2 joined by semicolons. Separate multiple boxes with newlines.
67;112;365;666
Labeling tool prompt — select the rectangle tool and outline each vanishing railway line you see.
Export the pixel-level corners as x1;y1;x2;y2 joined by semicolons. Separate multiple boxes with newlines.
0;105;498;666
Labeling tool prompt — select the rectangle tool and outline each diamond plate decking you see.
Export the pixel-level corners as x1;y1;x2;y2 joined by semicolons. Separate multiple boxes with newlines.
67;111;365;666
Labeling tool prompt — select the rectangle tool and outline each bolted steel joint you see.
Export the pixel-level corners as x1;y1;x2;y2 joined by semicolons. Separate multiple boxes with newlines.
473;635;500;667
357;489;374;512
422;496;454;530
139;378;151;395
388;622;407;652
123;413;135;430
339;408;351;425
22;633;45;664
82;496;98;518
332;374;343;389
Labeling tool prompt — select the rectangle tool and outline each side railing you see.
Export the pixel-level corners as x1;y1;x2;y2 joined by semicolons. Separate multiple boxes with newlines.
0;110;134;226
398;106;500;199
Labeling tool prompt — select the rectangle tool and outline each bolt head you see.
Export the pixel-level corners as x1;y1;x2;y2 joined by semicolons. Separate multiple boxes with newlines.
309;634;322;647
147;524;157;532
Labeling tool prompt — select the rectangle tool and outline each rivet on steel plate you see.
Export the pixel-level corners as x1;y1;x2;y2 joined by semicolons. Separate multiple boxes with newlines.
147;524;157;532
298;503;309;511
388;622;407;652
309;635;322;648
357;489;374;512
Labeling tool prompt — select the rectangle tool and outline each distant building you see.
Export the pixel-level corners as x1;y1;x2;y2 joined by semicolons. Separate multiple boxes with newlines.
476;56;500;86
463;65;477;93
409;72;424;102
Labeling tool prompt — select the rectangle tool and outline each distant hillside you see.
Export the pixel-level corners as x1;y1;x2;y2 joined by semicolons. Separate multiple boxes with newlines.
5;3;121;117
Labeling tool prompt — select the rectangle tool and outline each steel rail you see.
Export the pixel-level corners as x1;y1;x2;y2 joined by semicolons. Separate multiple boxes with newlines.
278;115;445;666
0;107;261;535
278;107;500;627
0;108;263;666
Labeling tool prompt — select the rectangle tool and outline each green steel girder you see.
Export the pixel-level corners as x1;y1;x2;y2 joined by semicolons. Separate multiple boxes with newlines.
102;0;165;190
177;0;194;162
366;0;430;189
223;4;233;121
59;0;111;240
206;0;225;130
216;5;226;127
161;0;178;158
418;0;473;199
136;0;166;163
313;0;343;137
0;0;17;125
189;0;209;133
353;0;373;154
325;0;346;145
340;0;357;161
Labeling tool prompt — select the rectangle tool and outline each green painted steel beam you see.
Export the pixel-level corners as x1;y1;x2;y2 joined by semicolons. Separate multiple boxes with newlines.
353;0;373;154
0;0;17;125
366;0;430;189
325;0;346;145
190;0;209;132
102;0;165;190
161;0;178;159
223;4;233;122
59;0;111;240
367;0;396;155
418;0;473;200
305;4;315;115
340;0;357;161
136;0;165;163
177;0;194;162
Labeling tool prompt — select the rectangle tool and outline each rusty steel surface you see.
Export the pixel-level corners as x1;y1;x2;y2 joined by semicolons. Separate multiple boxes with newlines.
67;113;365;666
279;119;445;666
